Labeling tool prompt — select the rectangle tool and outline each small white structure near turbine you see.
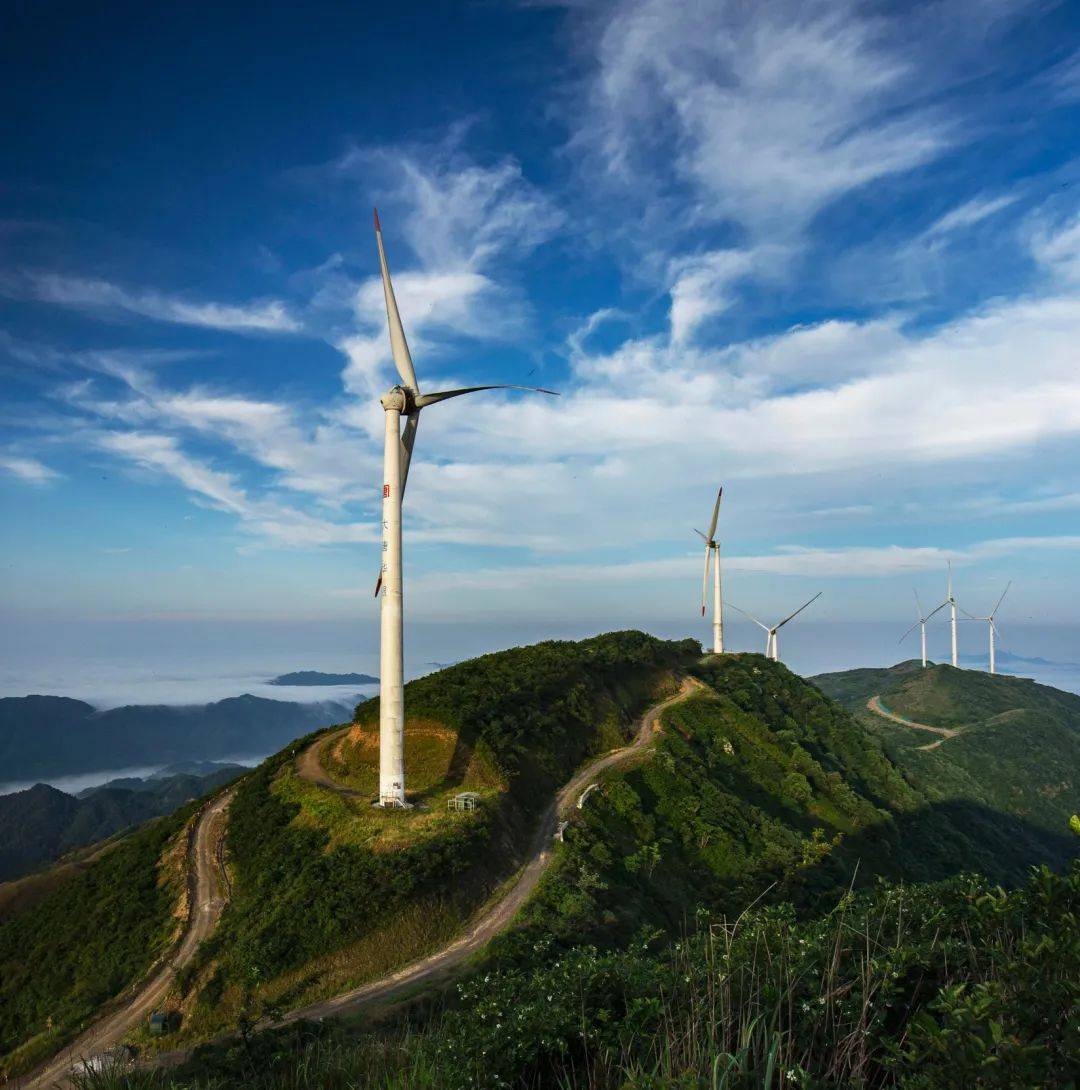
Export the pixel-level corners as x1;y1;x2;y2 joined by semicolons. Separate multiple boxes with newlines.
693;486;724;654
900;590;946;668
372;210;556;807
962;582;1011;675
728;593;822;663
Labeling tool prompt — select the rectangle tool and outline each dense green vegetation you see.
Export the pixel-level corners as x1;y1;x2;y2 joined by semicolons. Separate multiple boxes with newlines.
190;632;695;1017
0;805;195;1078
81;861;1080;1089
815;661;1080;842
13;641;1080;1085
514;654;1076;951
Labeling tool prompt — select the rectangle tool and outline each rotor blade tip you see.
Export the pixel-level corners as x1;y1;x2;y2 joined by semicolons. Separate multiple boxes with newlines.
373;207;381;232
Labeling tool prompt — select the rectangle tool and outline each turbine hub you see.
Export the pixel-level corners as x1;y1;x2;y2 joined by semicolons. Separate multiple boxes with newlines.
380;386;410;413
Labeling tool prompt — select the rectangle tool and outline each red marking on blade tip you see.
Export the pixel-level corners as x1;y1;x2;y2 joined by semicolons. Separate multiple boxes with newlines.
373;207;381;232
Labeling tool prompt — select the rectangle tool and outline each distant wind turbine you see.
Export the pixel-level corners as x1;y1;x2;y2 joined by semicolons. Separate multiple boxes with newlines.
937;561;960;668
693;486;724;654
728;593;822;663
900;589;946;668
372;210;557;807
962;582;1011;675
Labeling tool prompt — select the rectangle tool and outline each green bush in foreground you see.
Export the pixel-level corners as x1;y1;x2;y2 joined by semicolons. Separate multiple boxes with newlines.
77;861;1079;1090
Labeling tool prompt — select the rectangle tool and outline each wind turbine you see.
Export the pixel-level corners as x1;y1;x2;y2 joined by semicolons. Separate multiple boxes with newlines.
693;486;724;654
372;210;556;807
962;582;1010;675
900;590;946;668
728;593;822;663
938;561;960;668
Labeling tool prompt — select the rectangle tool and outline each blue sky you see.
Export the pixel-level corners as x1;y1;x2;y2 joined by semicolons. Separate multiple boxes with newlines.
3;0;1080;649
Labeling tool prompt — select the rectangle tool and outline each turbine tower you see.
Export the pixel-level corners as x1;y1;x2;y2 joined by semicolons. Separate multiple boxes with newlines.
937;561;960;668
693;486;724;654
372;210;556;807
962;582;1010;675
728;593;822;663
900;590;946;668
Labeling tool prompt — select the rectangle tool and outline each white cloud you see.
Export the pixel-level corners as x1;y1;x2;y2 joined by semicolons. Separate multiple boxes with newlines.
668;247;784;343
0;454;60;484
96;430;373;548
17;273;301;333
307;135;560;399
578;0;951;240
925;194;1019;236
1030;211;1080;283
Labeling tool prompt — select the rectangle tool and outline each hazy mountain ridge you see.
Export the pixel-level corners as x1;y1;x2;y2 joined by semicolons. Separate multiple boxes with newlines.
0;764;246;881
0;694;350;781
268;671;378;686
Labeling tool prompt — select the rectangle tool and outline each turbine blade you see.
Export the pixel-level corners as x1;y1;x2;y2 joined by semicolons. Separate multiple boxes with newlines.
701;544;712;616
947;559;953;600
959;607;981;621
706;486;722;542
925;601;947;621
775;591;822;630
913;587;925;620
414;384;558;408
990;580;1011;619
399;411;420;498
899;619;920;643
727;602;769;631
692;527;709;543
373;209;419;393
374;572;382;598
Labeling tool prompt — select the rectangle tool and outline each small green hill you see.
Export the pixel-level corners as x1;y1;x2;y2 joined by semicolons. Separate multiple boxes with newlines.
814;661;1080;842
176;631;696;1040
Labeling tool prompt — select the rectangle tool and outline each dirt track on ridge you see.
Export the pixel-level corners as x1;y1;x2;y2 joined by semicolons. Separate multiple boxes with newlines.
279;675;704;1023
18;789;235;1090
866;695;960;752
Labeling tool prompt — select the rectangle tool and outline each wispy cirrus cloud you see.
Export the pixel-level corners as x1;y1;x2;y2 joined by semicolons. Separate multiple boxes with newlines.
0;453;60;484
6;272;301;333
299;131;562;399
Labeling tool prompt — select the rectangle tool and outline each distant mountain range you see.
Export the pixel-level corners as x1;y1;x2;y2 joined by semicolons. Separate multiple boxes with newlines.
0;693;351;781
0;762;246;881
958;650;1078;669
268;670;378;686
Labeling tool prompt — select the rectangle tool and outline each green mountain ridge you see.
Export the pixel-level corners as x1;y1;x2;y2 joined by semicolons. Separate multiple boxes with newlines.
813;660;1080;839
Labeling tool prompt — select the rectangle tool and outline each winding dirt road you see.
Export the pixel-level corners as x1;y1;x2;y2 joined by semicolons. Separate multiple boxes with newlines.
279;675;703;1024
19;788;235;1090
295;726;362;795
866;695;959;752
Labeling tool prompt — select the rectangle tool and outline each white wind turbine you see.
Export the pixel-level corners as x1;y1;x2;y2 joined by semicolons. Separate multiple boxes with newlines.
693;486;724;654
728;593;822;663
900;590;946;668
372;209;556;807
938;561;960;667
962;582;1011;675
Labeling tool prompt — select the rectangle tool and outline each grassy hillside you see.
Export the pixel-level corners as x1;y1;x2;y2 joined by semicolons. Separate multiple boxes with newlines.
513;654;1076;952
118;653;1074;1089
814;661;1080;839
0;805;196;1078
87;860;1080;1090
173;632;697;1039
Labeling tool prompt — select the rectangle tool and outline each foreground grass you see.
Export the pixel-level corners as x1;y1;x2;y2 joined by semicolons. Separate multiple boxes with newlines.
74;861;1079;1090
